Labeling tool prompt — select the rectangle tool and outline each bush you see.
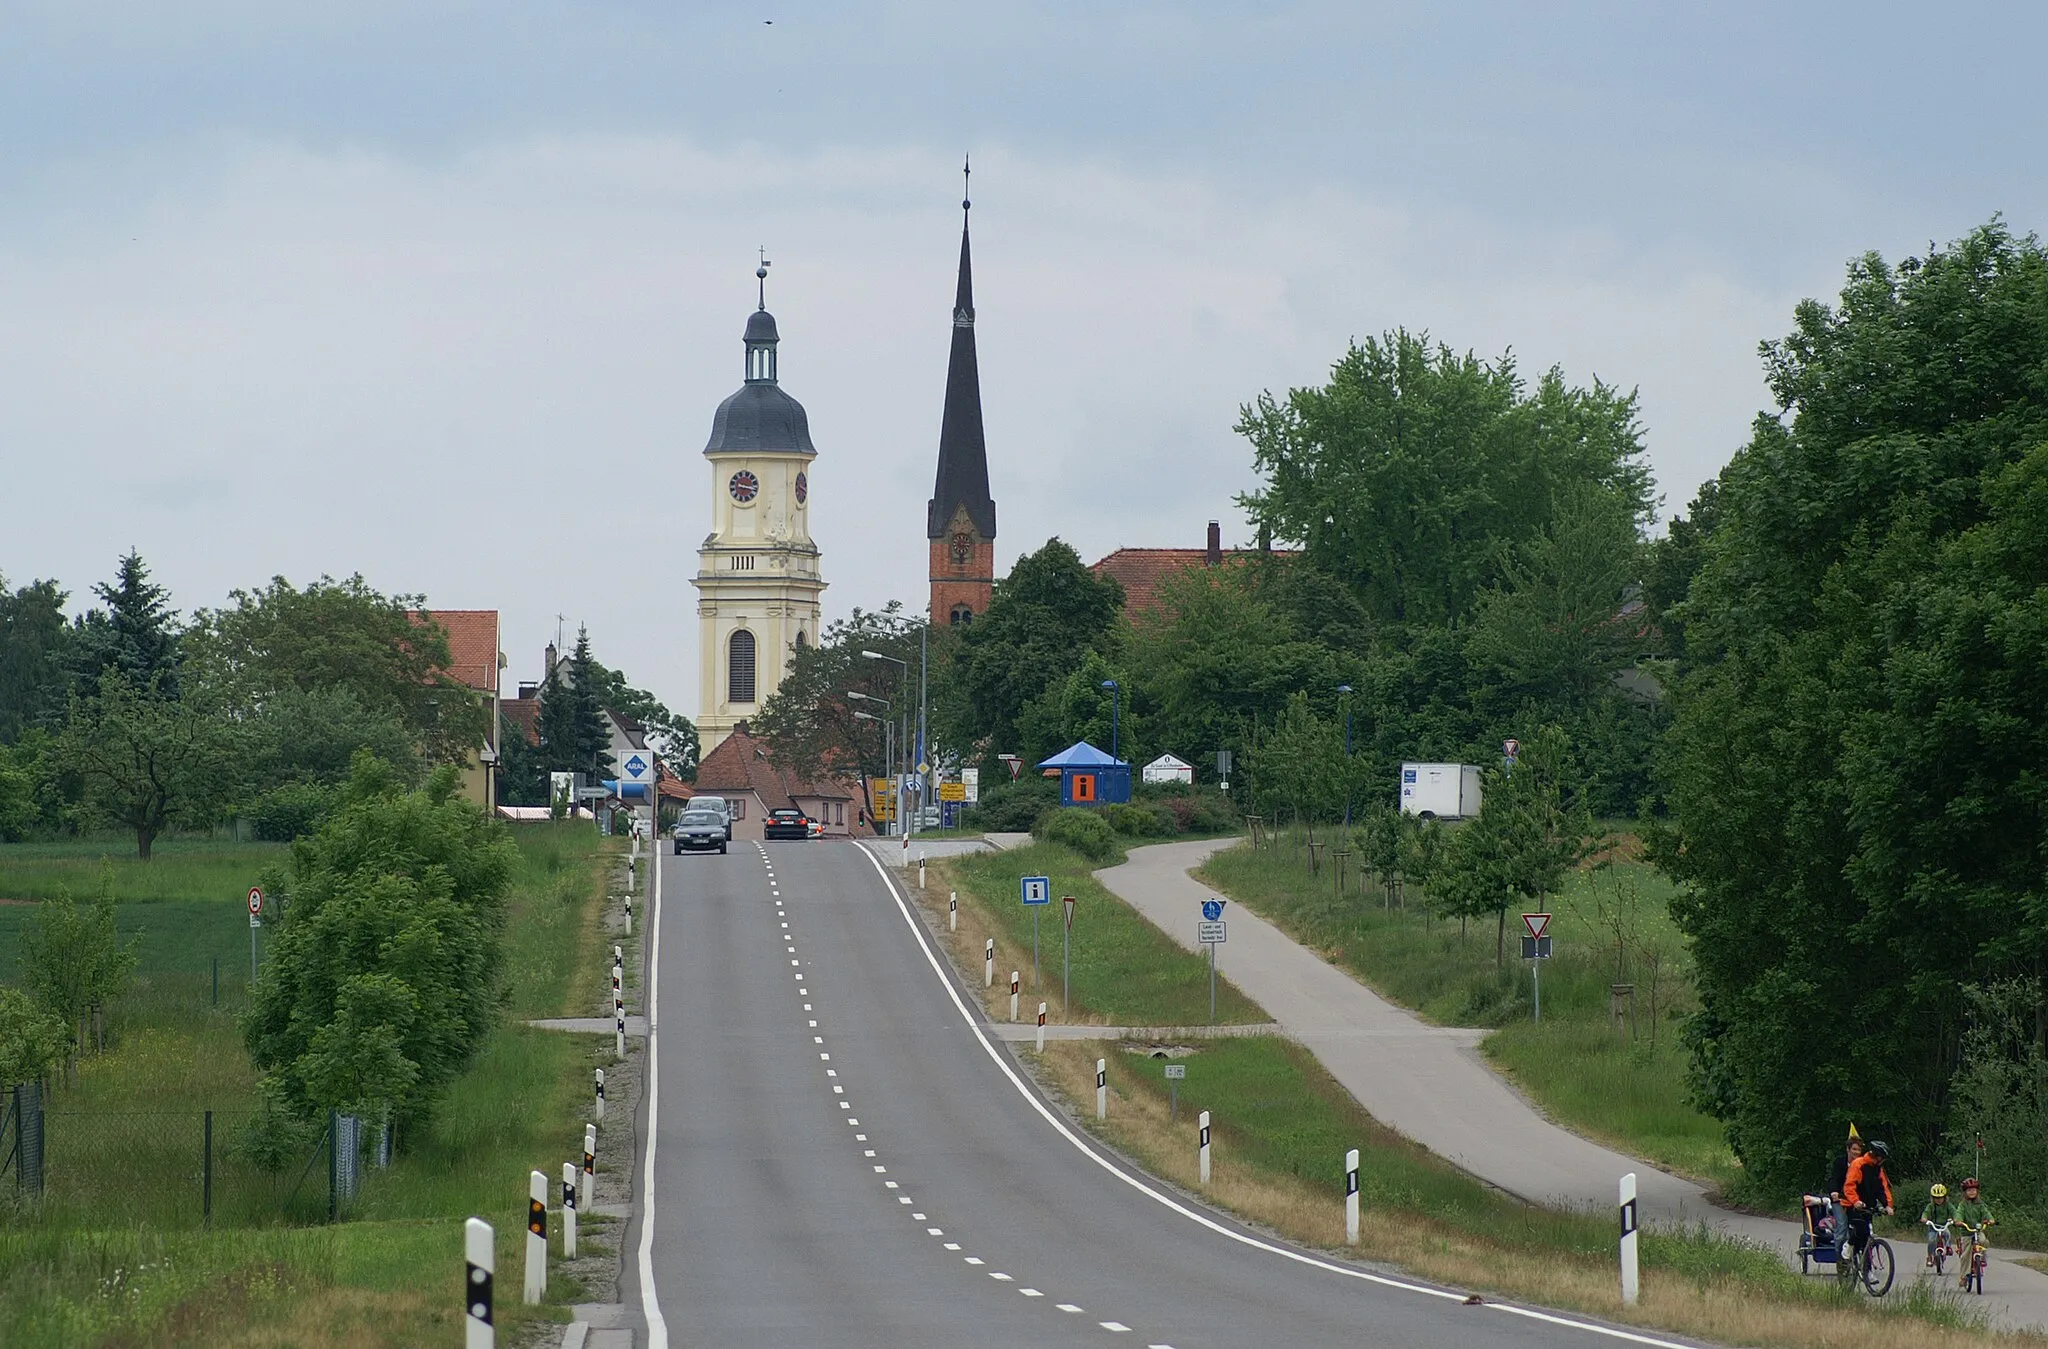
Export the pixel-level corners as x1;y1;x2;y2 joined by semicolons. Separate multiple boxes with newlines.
1032;807;1125;864
247;781;341;842
962;780;1059;833
1103;803;1169;838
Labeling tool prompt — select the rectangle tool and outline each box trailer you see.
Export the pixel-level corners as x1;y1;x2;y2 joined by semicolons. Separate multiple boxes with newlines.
1399;763;1483;820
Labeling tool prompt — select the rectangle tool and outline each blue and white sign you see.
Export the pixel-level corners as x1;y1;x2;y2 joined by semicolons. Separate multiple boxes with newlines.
1021;876;1052;906
1201;898;1225;922
619;752;652;784
1197;920;1228;945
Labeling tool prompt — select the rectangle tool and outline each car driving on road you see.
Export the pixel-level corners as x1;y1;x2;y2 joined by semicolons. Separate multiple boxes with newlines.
673;809;728;855
763;807;811;841
685;795;733;841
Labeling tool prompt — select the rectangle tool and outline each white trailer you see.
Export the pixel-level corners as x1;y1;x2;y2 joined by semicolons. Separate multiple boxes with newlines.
1399;763;1483;820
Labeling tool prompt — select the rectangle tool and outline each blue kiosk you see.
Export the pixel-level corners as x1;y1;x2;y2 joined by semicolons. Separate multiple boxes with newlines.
1038;742;1131;806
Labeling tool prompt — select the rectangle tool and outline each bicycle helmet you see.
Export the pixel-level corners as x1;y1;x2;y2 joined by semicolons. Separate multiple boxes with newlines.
1961;1177;1980;1190
1930;1184;1948;1199
1867;1140;1890;1159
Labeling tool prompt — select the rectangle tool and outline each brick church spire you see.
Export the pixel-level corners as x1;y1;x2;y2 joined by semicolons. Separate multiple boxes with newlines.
928;158;998;626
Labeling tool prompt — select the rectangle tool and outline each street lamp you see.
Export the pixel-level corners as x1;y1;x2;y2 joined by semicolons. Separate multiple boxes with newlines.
852;709;892;833
1100;679;1120;762
863;651;911;836
1336;684;1353;828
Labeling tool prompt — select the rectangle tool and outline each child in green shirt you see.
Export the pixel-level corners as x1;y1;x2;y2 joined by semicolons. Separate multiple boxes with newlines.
1920;1185;1958;1265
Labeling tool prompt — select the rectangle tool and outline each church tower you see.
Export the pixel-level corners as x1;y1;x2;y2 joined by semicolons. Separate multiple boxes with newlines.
927;166;997;626
693;261;825;756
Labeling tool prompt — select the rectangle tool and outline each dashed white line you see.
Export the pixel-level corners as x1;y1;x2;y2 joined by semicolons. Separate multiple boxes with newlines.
1056;1303;1084;1314
1019;1288;1043;1298
927;1226;943;1235
990;1272;1013;1282
944;1243;961;1251
1100;1322;1131;1333
964;1257;985;1266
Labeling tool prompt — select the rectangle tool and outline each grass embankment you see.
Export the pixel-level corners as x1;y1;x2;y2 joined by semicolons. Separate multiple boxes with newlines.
1199;833;1741;1194
938;842;1264;1026
931;845;2000;1346
0;823;620;1347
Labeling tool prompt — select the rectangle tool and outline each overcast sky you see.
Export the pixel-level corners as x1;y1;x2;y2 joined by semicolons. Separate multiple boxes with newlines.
4;3;2043;717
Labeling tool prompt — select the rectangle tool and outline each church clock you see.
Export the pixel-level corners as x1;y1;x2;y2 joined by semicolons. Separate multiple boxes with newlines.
950;532;974;564
795;471;808;505
728;470;759;503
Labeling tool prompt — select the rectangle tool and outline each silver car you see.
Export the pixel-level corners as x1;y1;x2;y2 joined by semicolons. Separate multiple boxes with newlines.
672;809;728;855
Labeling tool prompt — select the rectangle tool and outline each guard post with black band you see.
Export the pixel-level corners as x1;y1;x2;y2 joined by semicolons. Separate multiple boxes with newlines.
1619;1171;1640;1304
464;1216;494;1348
524;1170;548;1304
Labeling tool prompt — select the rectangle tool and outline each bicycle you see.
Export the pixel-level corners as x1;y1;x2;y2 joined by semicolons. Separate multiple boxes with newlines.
1836;1209;1896;1298
1955;1221;1991;1295
1925;1220;1956;1276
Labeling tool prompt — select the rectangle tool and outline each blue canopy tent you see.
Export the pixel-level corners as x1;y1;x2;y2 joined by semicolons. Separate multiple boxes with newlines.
1038;742;1131;806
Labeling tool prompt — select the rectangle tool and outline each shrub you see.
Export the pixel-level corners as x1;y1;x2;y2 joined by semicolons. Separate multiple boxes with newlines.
962;780;1059;833
247;781;341;842
1033;807;1125;864
1104;803;1168;838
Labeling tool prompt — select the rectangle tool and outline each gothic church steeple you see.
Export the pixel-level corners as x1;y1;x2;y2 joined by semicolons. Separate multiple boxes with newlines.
927;160;998;625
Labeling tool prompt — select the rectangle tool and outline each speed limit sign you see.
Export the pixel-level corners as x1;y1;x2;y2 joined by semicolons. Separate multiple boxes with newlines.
248;887;263;926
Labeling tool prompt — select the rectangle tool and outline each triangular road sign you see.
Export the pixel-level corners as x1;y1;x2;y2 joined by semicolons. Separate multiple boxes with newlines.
1063;895;1077;931
1522;912;1551;941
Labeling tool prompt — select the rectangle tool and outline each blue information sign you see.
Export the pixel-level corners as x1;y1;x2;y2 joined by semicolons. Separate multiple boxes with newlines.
1021;876;1052;906
1201;898;1225;921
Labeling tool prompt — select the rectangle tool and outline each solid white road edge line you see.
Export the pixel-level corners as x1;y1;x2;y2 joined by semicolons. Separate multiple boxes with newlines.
638;849;669;1348
853;845;1696;1349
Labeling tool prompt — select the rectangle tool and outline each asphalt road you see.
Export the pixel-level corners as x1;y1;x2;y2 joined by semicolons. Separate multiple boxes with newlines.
628;839;1702;1349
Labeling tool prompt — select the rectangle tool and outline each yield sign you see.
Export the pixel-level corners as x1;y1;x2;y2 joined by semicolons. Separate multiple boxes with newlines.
1522;912;1552;941
1063;895;1077;931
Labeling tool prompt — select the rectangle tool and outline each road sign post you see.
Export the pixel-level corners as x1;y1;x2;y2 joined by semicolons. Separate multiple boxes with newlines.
1199;899;1227;1023
247;887;263;987
1521;913;1553;1023
1021;876;1050;989
1164;1063;1184;1121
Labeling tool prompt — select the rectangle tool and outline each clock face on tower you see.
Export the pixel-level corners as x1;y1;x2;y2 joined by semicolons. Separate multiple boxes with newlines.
795;471;808;505
728;470;759;503
950;532;974;564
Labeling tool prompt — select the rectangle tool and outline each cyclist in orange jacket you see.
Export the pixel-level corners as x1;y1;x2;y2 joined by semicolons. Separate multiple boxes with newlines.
1842;1140;1895;1255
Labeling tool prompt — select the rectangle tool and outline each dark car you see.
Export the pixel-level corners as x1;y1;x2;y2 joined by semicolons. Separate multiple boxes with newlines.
673;809;728;854
763;807;811;841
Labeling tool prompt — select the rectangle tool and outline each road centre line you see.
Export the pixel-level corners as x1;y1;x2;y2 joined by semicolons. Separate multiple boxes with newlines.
852;845;1699;1349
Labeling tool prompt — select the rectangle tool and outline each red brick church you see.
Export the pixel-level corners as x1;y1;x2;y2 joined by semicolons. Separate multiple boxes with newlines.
926;172;998;627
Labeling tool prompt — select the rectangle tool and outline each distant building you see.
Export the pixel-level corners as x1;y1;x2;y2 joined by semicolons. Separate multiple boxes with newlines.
1090;521;1290;614
926;181;999;628
1142;753;1195;786
410;608;504;811
691;722;855;842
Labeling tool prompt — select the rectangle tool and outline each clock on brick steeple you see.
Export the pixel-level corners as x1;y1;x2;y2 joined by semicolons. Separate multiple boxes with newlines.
927;160;997;627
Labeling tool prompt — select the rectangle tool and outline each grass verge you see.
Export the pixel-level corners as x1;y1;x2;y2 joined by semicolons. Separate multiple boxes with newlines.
932;841;1265;1026
1198;834;1741;1193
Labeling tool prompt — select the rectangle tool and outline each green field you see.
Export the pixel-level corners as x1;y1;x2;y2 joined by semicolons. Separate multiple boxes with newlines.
0;821;620;1347
1198;833;1742;1192
948;841;1265;1025
0;838;286;905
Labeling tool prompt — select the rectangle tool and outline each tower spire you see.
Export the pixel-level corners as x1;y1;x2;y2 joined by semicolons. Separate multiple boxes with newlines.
928;161;997;624
756;248;771;310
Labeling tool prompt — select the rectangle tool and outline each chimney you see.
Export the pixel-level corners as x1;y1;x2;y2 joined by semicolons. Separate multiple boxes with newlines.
517;681;539;700
544;642;559;679
1205;520;1222;566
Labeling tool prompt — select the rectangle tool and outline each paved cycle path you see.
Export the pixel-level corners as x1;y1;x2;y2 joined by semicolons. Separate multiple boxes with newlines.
1095;839;2048;1332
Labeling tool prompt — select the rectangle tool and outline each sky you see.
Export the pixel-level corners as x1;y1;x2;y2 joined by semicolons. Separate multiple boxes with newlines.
4;2;2043;717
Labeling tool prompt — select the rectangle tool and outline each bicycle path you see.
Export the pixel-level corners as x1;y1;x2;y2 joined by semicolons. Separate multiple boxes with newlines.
1094;838;2048;1332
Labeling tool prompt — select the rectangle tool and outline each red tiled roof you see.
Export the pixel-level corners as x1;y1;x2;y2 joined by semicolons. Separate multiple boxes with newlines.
408;609;501;695
1089;549;1290;614
501;696;540;745
696;726;855;809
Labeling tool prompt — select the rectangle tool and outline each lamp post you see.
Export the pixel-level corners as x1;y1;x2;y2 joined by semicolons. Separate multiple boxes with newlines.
1100;679;1120;762
852;709;891;832
1336;684;1353;829
863;651;911;836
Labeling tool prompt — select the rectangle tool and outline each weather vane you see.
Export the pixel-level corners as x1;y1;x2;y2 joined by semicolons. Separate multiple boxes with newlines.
756;247;771;310
962;154;971;213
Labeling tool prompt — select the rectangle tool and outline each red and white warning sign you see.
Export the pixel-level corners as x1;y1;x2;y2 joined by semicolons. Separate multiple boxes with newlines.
248;886;264;916
1522;912;1551;941
1063;894;1077;932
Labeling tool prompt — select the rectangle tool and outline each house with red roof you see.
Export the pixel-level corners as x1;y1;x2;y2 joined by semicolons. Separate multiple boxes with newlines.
691;722;856;842
1090;521;1291;615
408;608;505;811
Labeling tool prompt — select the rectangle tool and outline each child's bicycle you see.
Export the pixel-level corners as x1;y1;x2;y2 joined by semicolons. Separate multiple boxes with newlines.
1954;1221;1991;1295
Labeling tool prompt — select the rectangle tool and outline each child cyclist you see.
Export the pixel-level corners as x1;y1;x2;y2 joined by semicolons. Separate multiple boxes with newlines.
1920;1184;1956;1267
1953;1177;1997;1280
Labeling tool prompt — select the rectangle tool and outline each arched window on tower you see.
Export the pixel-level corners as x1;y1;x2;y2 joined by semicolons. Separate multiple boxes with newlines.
950;604;975;626
728;629;757;703
795;630;808;651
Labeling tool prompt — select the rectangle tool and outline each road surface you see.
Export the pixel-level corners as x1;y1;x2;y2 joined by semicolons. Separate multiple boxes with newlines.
626;838;1704;1348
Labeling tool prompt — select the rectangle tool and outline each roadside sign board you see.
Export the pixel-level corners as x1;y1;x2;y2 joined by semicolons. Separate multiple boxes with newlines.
1201;899;1225;922
1164;1065;1186;1080
1522;912;1551;941
938;782;967;802
618;752;652;784
248;886;263;928
1062;895;1076;931
1197;920;1228;945
1020;876;1052;906
961;767;980;803
1520;935;1553;960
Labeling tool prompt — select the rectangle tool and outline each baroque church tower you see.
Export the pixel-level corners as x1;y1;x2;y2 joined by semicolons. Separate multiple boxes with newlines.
693;261;825;756
927;168;997;625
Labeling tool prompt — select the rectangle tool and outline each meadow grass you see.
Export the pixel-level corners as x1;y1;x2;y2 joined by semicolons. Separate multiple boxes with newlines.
942;842;1265;1026
0;838;285;905
0;820;619;1344
1198;833;1741;1189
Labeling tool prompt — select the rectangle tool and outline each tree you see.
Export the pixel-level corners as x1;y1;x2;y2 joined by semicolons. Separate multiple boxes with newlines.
535;627;613;782
1015;651;1139;768
941;539;1125;759
0;988;68;1087
1249;693;1348;836
188;575;483;767
752;605;922;821
0;576;74;744
243;757;515;1137
60;673;242;859
18;865;140;1058
71;551;182;697
1236;331;1653;632
1430;727;1591;966
1660;221;2048;1194
583;658;700;779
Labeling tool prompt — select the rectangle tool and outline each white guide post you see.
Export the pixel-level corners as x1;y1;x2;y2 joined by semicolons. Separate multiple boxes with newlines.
1619;1171;1640;1305
1009;972;1020;1023
594;1068;606;1124
524;1170;548;1304
1035;1002;1047;1053
464;1216;495;1348
624;887;632;936
1345;1148;1361;1244
1198;1111;1212;1186
919;856;926;889
616;999;626;1059
582;1123;597;1211
949;891;958;931
1096;1058;1107;1120
561;1161;579;1258
984;938;994;987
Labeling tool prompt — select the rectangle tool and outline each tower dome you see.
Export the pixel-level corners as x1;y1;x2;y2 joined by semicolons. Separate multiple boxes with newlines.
704;304;817;456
